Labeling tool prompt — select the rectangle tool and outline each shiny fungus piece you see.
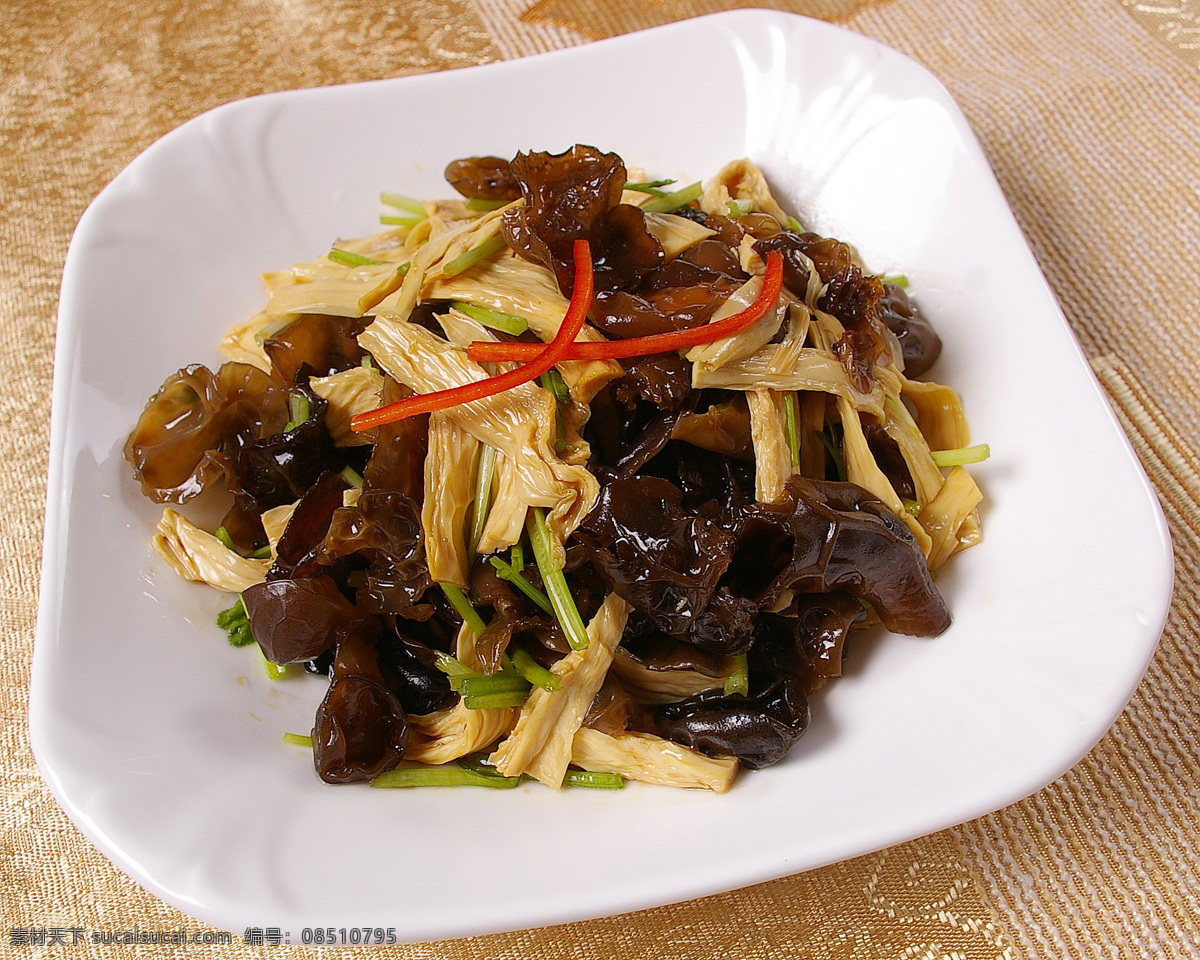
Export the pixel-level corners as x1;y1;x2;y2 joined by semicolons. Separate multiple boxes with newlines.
608;404;689;478
241;575;377;664
218;495;269;553
269;469;348;580
443;156;522;202
591;200;666;293
666;441;757;517
613;353;693;414
314;634;407;783
878;282;942;377
262;314;369;384
749;232;813;297
637;248;744;293
376;630;455;716
504;145;626;263
748;611;812;685
621;633;738;678
655;677;809;769
578;476;744;648
318;489;432;620
684;589;759;656
361;376;428;501
238;382;342;510
734;474;950;637
679;237;748;279
582;673;639;737
863;423;916;502
502;145;662;294
670;395;755;462
793;591;868;680
591;285;725;341
124;362;289;503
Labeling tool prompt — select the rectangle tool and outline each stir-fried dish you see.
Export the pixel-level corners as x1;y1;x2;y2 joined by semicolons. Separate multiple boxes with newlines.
125;146;985;793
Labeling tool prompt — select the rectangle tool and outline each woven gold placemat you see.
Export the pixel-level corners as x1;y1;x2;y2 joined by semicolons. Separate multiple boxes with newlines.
4;0;1199;956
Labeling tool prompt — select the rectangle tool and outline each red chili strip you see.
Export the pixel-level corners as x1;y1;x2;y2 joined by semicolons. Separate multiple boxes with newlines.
350;239;595;430
465;250;784;364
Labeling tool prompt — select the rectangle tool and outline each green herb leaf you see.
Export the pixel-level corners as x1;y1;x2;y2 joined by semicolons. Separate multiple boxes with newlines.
263;651;288;680
818;424;848;482
453;753;522;782
433;652;479;692
285;392;310;432
216;597;255;647
459;674;531;698
380;213;426;228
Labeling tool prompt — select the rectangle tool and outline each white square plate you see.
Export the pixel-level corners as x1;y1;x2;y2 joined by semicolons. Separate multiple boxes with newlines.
32;10;1172;942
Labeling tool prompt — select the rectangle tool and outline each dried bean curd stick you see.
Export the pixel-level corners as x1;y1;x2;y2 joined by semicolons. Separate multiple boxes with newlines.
349;239;595;429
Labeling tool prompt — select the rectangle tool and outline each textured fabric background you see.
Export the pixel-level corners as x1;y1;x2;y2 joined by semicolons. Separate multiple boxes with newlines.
4;0;1199;956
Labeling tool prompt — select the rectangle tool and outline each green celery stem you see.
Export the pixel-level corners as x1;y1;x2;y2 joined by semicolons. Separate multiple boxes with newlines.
930;443;991;467
329;248;384;267
451;301;528;336
526;508;589;650
463;690;528;710
470;445;498;553
439;583;487;637
459;674;530;697
510;646;561;691
564;770;625;789
489;555;554;615
371;767;520;789
784;393;800;469
641;182;702;214
443;235;506;276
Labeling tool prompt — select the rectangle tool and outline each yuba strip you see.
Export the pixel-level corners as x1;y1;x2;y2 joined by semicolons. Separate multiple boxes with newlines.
349;239;595;429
